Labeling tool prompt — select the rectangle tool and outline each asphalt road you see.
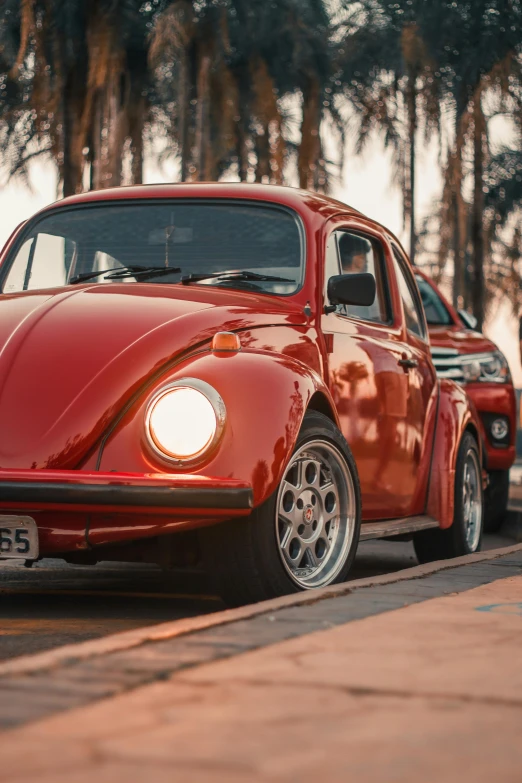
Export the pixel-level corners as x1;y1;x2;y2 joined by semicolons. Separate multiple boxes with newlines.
0;530;515;663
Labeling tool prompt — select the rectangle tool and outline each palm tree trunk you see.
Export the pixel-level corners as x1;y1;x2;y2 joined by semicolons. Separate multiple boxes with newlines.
107;84;126;188
194;52;211;180
62;77;81;196
234;68;250;182
91;94;104;190
471;94;485;329
451;88;471;311
129;105;144;185
407;72;417;264
298;78;320;190
255;124;270;182
9;0;35;79
451;191;460;309
179;51;190;181
452;121;466;310
237;121;249;181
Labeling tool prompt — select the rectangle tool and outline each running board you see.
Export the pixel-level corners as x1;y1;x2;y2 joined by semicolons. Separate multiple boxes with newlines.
360;515;439;541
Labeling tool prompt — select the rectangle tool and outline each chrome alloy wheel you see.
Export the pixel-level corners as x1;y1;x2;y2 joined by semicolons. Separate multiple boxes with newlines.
275;440;356;589
462;447;482;551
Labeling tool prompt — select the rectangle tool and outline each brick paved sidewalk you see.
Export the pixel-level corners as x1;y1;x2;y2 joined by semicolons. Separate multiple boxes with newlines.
1;546;522;782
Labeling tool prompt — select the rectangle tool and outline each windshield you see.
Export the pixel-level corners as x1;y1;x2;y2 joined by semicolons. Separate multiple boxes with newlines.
415;275;453;326
2;201;304;296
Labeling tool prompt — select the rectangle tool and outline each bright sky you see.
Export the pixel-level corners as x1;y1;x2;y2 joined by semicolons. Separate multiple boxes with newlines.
0;134;520;385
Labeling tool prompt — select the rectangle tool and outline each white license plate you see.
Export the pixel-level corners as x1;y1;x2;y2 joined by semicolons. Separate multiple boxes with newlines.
0;516;39;560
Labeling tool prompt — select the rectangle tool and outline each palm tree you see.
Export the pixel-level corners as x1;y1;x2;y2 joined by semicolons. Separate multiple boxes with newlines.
427;0;522;325
73;0;152;191
483;143;522;316
0;0;152;195
149;0;195;181
0;0;61;187
337;0;441;263
148;0;341;188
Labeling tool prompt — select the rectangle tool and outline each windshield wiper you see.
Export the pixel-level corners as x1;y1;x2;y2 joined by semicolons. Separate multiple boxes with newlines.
69;266;144;284
181;270;294;285
69;265;181;284
70;267;290;287
105;266;181;281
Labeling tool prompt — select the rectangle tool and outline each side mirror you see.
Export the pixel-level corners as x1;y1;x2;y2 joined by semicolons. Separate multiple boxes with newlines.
327;273;376;308
458;309;478;331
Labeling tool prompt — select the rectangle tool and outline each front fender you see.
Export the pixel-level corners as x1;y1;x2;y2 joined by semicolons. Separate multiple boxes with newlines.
427;379;482;529
96;349;338;507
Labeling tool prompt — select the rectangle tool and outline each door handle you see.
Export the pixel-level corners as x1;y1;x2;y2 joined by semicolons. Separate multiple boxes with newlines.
398;355;418;370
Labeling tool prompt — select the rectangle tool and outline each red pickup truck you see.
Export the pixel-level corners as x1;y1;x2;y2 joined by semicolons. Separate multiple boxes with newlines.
416;270;516;531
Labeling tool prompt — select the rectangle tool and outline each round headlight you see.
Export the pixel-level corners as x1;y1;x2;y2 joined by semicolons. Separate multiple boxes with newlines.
490;417;509;441
481;354;503;381
146;379;225;463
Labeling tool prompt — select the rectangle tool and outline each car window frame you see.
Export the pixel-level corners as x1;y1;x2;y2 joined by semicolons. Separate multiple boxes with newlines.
390;244;429;342
0;198;308;298
324;228;393;327
415;274;454;327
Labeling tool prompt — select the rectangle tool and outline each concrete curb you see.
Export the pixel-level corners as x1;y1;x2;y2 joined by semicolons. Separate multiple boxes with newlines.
1;541;521;680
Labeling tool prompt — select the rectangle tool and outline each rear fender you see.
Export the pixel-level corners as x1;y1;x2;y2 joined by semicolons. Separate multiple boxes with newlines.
97;349;339;507
427;379;482;529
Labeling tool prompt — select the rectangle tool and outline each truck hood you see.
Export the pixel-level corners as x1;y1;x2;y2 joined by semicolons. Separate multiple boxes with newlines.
0;284;303;469
428;324;498;355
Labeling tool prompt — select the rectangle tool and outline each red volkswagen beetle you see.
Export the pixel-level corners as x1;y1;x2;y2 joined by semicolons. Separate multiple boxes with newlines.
415;270;516;532
0;184;484;605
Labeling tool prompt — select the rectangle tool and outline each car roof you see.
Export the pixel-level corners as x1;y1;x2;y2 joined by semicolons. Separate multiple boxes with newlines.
40;183;361;220
29;182;411;259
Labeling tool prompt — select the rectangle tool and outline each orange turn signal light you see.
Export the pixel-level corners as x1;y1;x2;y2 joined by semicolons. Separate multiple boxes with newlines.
211;331;241;352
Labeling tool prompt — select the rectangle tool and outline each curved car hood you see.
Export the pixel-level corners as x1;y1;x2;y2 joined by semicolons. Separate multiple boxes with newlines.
0;284;302;469
428;324;498;355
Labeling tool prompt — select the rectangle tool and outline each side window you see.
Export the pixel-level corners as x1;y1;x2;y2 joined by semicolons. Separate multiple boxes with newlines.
391;247;426;339
3;239;32;293
415;276;452;326
334;231;390;323
3;234;77;293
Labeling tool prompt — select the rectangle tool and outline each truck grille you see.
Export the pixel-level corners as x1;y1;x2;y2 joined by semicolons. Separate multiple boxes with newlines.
430;347;465;383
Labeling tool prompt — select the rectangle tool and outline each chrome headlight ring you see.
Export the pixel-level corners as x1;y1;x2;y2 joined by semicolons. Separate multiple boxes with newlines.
145;378;226;467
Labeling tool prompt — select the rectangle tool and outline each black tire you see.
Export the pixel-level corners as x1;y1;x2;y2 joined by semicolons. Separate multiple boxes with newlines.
414;431;484;564
200;411;361;607
484;470;510;533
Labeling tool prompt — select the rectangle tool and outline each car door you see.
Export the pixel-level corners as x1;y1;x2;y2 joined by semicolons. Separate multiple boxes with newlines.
388;242;438;515
322;225;437;520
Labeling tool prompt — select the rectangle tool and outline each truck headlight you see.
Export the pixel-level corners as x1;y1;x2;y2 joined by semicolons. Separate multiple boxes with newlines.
461;351;511;384
145;379;226;463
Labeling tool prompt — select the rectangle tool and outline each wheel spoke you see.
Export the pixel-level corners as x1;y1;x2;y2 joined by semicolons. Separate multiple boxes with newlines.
280;530;300;565
280;480;297;497
279;519;293;550
464;465;470;492
317;480;338;524
279;481;299;528
294;459;305;489
305;546;318;568
318;479;335;499
324;507;340;525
